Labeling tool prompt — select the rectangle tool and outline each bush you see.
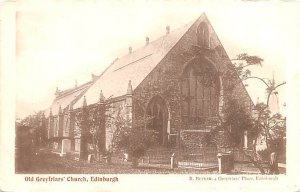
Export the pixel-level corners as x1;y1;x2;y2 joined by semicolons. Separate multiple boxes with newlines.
114;126;158;158
112;118;159;167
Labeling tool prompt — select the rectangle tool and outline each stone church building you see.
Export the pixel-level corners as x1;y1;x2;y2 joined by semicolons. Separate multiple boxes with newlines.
45;13;253;157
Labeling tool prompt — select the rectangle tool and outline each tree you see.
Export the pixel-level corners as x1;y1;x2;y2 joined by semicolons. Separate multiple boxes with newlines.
112;113;159;168
17;110;47;147
219;98;254;147
88;102;110;160
74;97;111;161
231;53;286;144
234;54;286;164
15;111;47;172
253;103;286;161
209;53;286;174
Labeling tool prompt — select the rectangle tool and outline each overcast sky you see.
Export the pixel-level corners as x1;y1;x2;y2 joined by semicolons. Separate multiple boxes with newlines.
15;0;299;118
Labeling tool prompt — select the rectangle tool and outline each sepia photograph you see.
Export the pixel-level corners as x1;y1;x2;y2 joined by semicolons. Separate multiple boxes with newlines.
1;0;300;191
14;1;287;175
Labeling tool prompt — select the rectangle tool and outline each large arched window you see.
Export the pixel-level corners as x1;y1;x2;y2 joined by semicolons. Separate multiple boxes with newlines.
197;22;210;48
181;59;219;129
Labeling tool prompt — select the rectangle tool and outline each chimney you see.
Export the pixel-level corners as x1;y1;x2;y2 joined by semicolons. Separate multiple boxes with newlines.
129;46;132;54
166;25;170;34
146;37;149;45
75;80;78;88
83;96;87;107
99;90;105;104
55;86;60;95
91;73;97;81
127;80;133;95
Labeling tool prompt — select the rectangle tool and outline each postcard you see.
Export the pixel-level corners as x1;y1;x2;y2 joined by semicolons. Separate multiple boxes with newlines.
1;0;300;191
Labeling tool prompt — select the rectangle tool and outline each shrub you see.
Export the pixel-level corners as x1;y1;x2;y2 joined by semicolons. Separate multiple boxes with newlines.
112;117;158;167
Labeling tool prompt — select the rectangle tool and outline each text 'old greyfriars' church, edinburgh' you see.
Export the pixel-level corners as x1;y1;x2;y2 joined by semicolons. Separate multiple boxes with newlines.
45;13;253;159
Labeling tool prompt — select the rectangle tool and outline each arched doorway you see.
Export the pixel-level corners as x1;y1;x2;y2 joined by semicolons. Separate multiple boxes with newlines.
145;96;169;146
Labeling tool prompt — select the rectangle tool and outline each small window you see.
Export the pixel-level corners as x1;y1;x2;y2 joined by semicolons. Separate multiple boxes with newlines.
197;22;210;48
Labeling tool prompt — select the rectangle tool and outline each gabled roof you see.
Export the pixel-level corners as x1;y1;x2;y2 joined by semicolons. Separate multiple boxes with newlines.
72;16;200;109
46;81;93;116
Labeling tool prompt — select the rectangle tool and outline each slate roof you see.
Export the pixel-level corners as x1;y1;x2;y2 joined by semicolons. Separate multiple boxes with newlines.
46;81;93;116
72;17;198;109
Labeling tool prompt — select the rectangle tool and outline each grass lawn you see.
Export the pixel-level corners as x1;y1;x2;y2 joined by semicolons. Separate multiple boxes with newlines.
16;149;285;174
16;149;219;174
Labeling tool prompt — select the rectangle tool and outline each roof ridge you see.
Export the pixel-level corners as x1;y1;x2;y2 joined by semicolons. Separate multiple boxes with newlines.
55;81;92;99
111;20;195;63
72;13;206;109
90;16;201;79
106;21;196;75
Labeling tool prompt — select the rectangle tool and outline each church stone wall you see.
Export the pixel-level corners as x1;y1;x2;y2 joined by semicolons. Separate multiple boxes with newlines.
133;17;253;150
46;16;254;155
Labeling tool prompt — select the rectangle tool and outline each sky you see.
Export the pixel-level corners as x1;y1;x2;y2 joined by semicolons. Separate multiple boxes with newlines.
14;0;299;118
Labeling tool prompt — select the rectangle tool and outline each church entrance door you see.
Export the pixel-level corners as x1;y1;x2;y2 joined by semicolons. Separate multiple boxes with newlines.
146;96;169;146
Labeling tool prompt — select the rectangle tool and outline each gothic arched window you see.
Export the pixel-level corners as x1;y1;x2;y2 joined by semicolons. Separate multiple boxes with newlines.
197;22;210;48
146;96;168;145
181;60;219;129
